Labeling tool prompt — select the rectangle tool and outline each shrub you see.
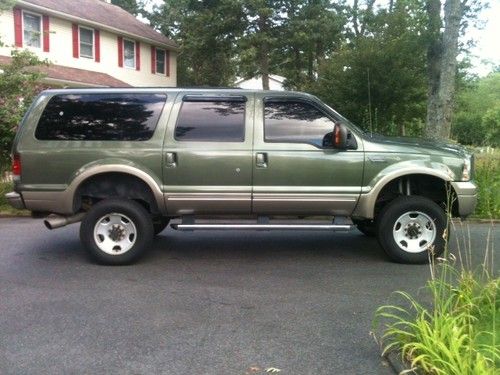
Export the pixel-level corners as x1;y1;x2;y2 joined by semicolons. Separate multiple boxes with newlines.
474;150;500;219
373;217;499;374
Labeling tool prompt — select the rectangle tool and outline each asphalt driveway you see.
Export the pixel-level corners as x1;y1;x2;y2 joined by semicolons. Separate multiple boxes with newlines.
0;218;497;374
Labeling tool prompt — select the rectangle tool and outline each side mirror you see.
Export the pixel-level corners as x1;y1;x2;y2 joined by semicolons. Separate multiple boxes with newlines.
333;123;348;149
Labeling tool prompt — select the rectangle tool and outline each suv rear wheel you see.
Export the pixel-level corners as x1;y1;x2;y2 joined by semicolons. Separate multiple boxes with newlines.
377;196;447;264
80;199;154;265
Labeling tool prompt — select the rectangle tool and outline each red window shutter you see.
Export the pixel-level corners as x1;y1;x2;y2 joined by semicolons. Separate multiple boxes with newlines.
117;36;123;67
95;29;100;62
135;41;140;71
72;23;79;58
166;50;170;77
151;46;156;74
42;15;50;52
13;7;22;47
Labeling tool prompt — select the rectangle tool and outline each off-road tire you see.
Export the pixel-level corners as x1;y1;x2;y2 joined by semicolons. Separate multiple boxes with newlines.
80;199;154;265
377;196;447;264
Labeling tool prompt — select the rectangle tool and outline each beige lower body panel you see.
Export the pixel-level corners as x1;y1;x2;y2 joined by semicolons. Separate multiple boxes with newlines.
22;191;72;214
252;194;359;215
165;193;251;215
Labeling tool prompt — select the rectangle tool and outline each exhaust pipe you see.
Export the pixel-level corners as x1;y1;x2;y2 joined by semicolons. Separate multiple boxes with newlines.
44;212;86;230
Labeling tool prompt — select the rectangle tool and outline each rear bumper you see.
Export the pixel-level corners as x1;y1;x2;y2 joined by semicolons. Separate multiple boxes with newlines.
5;191;26;210
451;181;477;218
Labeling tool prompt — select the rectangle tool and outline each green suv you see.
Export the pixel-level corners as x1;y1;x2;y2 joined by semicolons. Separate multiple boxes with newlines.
6;88;477;265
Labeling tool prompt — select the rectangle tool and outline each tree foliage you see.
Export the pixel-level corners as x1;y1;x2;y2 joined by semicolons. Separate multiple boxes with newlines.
111;0;142;16
0;50;47;169
452;72;500;146
146;0;488;141
149;0;245;86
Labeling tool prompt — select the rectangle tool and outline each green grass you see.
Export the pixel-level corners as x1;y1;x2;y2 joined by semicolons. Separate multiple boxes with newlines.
473;150;500;219
373;222;499;375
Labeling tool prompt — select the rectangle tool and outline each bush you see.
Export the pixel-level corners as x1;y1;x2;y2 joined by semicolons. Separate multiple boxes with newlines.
373;222;499;374
474;150;500;219
0;49;47;170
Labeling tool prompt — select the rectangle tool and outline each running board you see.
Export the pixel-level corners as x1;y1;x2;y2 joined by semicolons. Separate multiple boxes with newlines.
171;217;353;231
172;224;352;231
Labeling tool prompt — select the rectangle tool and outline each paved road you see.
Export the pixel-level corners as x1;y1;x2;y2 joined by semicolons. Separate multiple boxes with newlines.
0;218;497;375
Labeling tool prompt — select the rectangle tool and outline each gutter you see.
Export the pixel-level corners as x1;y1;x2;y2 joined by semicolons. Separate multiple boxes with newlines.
17;0;179;51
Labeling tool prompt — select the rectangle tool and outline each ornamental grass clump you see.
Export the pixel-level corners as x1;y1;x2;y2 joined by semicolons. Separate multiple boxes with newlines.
373;217;499;374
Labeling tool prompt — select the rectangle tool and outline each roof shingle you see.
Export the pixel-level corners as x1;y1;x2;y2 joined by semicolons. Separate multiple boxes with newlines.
20;0;177;48
0;55;130;87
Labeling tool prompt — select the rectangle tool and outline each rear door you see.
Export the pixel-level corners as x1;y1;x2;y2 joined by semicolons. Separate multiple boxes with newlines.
252;96;364;215
163;92;254;215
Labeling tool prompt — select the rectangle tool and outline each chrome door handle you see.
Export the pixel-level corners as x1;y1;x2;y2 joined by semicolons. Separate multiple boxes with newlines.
165;152;177;168
256;152;268;168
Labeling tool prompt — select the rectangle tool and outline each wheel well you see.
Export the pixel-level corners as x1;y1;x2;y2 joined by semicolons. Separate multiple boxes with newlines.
74;173;159;214
373;174;458;219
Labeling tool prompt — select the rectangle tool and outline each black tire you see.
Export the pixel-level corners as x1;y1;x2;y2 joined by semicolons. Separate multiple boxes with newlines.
377;196;447;264
153;217;170;235
353;219;376;237
80;199;154;265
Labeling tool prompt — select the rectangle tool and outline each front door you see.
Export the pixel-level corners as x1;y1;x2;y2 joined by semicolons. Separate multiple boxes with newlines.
163;92;254;215
252;96;364;216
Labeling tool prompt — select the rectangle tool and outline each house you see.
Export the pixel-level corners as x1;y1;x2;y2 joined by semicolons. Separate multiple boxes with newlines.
0;0;178;87
234;74;286;90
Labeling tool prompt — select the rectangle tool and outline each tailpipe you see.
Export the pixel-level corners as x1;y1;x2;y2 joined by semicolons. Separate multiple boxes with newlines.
44;212;86;230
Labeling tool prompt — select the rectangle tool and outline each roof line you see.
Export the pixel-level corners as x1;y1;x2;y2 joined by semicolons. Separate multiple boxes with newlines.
17;0;179;50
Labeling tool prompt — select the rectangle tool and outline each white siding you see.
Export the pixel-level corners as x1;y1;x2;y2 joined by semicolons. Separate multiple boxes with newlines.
0;8;177;87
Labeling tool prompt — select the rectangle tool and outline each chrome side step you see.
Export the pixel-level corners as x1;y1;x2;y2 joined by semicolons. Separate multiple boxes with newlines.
171;216;353;231
172;223;352;231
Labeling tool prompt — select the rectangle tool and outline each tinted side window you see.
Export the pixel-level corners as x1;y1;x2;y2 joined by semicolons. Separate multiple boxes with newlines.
264;100;334;147
35;93;166;141
175;100;245;142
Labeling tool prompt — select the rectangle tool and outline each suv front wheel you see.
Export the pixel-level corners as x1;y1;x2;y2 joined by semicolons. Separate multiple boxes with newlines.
80;199;154;265
377;196;447;264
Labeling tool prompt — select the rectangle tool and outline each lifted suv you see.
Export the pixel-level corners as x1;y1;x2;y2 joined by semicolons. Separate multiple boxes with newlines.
6;88;477;264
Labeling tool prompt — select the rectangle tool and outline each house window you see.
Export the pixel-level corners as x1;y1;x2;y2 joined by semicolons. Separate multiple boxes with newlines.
155;48;166;75
23;11;41;48
124;39;135;68
79;27;94;58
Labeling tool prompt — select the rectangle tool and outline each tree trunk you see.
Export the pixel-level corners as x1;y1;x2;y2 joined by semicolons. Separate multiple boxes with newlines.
257;11;270;90
425;0;442;138
425;0;463;140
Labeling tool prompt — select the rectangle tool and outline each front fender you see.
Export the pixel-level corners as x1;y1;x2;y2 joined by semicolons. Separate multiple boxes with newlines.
353;159;455;219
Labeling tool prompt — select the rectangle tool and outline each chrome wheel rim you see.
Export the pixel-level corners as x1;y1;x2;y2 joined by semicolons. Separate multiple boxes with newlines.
93;213;137;255
392;211;436;253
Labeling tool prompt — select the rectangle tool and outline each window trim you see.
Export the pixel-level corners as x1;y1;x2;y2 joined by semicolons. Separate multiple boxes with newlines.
78;25;94;59
123;38;136;69
155;47;166;75
21;10;43;49
263;97;337;149
174;98;247;143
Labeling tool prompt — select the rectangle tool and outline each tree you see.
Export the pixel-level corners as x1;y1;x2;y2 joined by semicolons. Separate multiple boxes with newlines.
111;0;142;16
425;0;482;139
0;50;47;170
308;0;429;135
452;72;500;146
149;0;245;86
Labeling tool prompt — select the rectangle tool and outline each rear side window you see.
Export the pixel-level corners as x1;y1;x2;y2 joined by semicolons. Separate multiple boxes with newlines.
175;99;245;142
264;100;335;148
35;93;167;141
